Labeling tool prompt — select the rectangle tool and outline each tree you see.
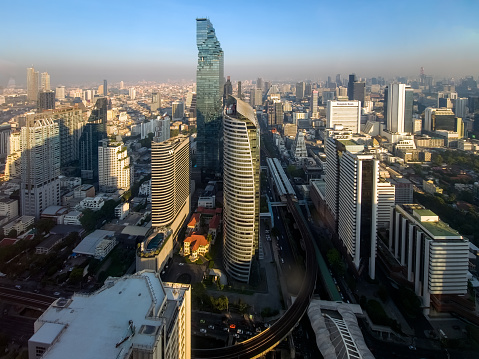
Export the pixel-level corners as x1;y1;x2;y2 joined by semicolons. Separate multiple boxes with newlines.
80;209;97;231
327;248;345;276
69;268;84;284
35;218;55;235
6;229;17;238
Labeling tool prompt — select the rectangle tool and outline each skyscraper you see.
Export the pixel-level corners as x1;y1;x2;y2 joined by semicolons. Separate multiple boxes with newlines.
347;74;356;100
296;82;305;102
41;72;50;91
385;83;413;133
103;79;108;96
21;115;60;218
38;90;55;111
151;135;190;237
98;139;131;193
27;67;39;102
237;81;242;99
223;76;233;104
223;96;260;282
310;90;318;119
79;97;108;180
151;92;161;112
172;101;184;120
196;18;224;175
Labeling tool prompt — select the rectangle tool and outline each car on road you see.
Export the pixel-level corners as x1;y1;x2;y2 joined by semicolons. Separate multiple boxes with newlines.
53;292;61;296
200;319;205;323
229;324;236;329
233;333;240;338
223;327;229;332
280;258;284;264
208;325;214;330
237;329;243;334
408;345;416;350
178;263;185;266
200;329;207;334
15;285;21;290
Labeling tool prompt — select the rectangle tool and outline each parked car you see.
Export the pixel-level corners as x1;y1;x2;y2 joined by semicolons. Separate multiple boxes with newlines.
200;329;207;334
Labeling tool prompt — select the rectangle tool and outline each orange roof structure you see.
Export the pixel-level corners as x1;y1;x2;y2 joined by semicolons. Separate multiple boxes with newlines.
184;234;208;252
187;213;201;228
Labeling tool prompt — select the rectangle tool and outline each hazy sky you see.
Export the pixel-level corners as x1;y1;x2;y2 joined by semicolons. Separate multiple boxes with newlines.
1;0;479;87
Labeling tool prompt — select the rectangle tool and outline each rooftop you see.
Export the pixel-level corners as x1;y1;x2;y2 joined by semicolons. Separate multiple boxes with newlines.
73;230;115;256
31;271;188;359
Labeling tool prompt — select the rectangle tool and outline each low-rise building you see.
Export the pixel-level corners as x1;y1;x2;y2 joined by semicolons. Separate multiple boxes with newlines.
79;196;105;211
73;230;116;260
63;211;83;226
41;206;69;224
183;234;209;261
36;234;64;254
2;215;35;236
423;179;443;195
136;229;173;272
0;196;19;220
115;202;129;220
73;184;95;199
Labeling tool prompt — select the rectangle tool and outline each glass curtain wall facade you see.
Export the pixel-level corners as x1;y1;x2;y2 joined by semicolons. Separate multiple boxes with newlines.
223;96;260;282
196;18;224;175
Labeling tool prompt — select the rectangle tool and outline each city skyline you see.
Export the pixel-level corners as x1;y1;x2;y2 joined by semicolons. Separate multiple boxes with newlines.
2;0;479;86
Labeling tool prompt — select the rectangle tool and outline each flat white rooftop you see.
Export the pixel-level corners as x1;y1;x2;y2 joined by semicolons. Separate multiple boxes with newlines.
34;271;170;359
73;229;115;256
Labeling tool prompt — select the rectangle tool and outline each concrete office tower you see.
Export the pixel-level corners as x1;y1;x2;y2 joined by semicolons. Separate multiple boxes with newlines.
296;82;305;102
55;86;65;100
27;67;39;102
250;88;262;107
390;204;469;315
172;101;184;120
347;74;356;100
338;151;379;279
98;139;131;193
377;180;395;229
322;90;335;105
196;18;224;174
151;92;161;111
120;80;124;89
237;81;242;99
129;87;136;100
326;100;361;133
223;96;260;282
455;98;468;118
424;107;456;132
103;79;107;96
310;90;319;119
80;97;108;180
385;83;413;133
38;90;55;111
223;76;233;104
40;72;50;91
20;115;60;218
151;135;190;238
0;124;11;159
28;271;191;359
304;83;312;98
292;131;308;160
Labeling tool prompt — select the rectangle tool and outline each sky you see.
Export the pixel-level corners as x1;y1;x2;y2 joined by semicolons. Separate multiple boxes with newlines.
1;0;479;87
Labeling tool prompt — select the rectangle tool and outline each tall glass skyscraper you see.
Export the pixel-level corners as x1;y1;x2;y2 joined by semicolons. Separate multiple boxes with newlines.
196;18;224;175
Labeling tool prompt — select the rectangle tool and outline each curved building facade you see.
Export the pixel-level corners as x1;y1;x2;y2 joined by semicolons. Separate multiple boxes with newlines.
223;96;260;282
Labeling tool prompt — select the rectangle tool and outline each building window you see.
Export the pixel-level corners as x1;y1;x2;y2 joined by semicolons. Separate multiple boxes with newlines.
36;346;47;357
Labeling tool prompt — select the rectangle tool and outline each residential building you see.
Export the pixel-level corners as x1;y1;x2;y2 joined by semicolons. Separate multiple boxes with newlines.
389;204;469;314
196;18;224;174
28;271;191;359
98;139;131;193
326;101;361;133
0;197;18;220
291;131;308;160
20;115;60;218
184;234;209;261
172;101;184;120
385;83;413;134
2;215;35;236
79;196;105;211
223;96;260;282
296;82;305;101
38;90;55;111
310;90;319;119
41;72;50;91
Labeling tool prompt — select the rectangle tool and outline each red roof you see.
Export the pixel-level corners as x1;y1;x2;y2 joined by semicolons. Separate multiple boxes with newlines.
0;238;19;247
184;234;208;252
209;215;220;230
187;213;201;228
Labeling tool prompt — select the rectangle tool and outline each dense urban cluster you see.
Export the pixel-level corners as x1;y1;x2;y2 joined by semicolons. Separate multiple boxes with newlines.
0;16;479;359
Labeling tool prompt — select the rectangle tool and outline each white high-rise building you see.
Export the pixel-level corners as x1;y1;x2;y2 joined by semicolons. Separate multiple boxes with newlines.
389;204;469;314
338;151;379;279
27;67;39;102
20;115;60;218
41;72;50;91
28;271;191;359
223;97;260;282
129;87;136;100
153;116;170;143
55;86;65;100
151;135;190;233
310;90;319;119
326;100;361;133
98;139;131;193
